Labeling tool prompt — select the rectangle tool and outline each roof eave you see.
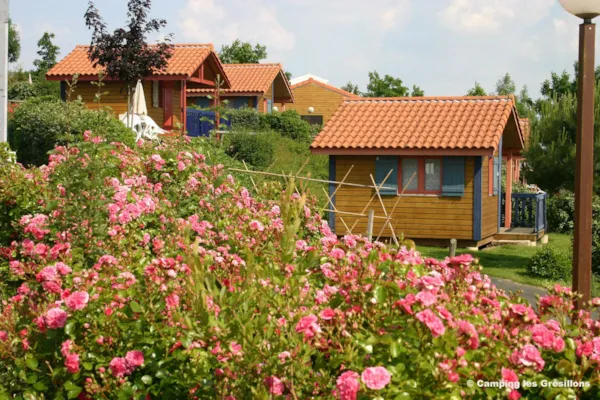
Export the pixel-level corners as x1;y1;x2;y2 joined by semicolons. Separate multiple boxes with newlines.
309;147;496;156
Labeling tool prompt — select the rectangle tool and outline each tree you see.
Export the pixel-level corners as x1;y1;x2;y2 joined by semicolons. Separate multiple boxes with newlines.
219;39;267;64
466;82;487;96
8;19;20;63
285;71;292;81
341;81;360;96
496;73;516;96
517;85;534;117
33;32;60;74
365;71;411;97
411;85;424;97
84;0;173;126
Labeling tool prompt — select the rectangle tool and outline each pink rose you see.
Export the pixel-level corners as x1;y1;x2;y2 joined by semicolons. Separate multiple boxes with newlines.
361;366;391;390
415;291;437;307
109;357;132;377
61;340;74;357
165;293;180;309
45;308;67;329
230;342;242;356
457;320;479;349
295;315;321;339
0;331;7;341
320;308;336;320
36;266;58;282
65;291;90;311
501;368;519;383
125;350;144;367
336;371;360;400
416;309;445;337
264;376;285;395
65;353;80;374
510;345;545;372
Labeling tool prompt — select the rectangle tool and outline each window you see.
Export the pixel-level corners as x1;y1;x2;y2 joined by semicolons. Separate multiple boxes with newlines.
399;157;442;194
301;115;324;125
152;81;160;108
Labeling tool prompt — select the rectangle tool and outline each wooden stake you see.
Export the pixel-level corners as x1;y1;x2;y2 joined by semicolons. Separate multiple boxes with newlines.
369;174;399;246
242;160;258;191
366;210;374;241
349;169;393;233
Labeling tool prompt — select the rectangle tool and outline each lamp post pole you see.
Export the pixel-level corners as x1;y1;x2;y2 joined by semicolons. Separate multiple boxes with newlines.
573;19;595;309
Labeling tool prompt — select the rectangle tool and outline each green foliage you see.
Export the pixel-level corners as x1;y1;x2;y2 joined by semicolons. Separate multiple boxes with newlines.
227;107;263;131
341;81;361;96
33;32;60;74
8;97;135;166
262;109;311;141
8;81;38;101
365;71;420;97
466;81;487;96
526;245;571;281
219;39;267;64
547;190;577;234
225;132;275;168
227;108;313;141
8;19;20;63
496;73;516;96
523;88;600;195
411;85;424;97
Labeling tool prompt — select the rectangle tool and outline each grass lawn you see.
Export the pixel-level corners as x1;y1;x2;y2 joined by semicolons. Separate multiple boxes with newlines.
417;233;600;294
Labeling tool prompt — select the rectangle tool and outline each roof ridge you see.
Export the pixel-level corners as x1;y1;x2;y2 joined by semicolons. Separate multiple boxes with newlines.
75;43;214;49
291;78;360;98
224;63;282;67
344;95;513;102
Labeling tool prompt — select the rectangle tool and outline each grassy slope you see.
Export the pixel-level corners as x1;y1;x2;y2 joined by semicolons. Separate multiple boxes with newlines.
418;233;600;294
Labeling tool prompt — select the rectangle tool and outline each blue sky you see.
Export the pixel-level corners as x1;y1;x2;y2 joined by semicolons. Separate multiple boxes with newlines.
9;0;597;98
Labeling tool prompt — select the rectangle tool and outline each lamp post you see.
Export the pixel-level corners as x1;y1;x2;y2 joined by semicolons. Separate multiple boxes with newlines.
558;0;600;308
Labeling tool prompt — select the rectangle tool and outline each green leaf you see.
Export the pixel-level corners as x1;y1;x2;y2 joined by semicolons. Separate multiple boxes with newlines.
67;387;82;399
26;373;38;384
63;381;78;391
65;321;76;336
141;375;153;385
82;362;93;371
130;301;142;313
33;381;47;391
390;342;401;358
374;286;388;303
25;357;38;370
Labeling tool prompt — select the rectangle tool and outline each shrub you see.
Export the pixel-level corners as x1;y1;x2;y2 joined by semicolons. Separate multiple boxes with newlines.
263;109;311;141
547;190;576;234
5;137;600;398
7;81;38;100
8;97;135;166
227;107;313;141
225;132;275;168
227;107;263;131
527;245;571;280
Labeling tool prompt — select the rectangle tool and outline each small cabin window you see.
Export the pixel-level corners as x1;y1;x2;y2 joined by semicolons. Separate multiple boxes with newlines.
152;81;160;108
399;157;442;194
301;115;324;125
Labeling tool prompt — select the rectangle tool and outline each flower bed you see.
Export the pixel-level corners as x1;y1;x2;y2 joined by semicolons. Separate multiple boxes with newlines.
1;134;600;399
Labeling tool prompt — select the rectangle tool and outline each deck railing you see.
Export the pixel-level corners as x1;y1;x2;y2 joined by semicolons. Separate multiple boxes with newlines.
501;192;548;233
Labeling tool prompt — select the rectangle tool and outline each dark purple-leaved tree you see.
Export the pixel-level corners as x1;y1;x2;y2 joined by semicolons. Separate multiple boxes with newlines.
84;0;173;126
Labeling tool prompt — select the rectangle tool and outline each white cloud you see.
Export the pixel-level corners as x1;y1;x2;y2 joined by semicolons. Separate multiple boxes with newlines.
178;0;295;51
438;0;554;34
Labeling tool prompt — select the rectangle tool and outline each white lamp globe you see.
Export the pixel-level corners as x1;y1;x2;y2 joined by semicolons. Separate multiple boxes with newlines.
272;106;279;112
308;106;315;114
559;0;600;19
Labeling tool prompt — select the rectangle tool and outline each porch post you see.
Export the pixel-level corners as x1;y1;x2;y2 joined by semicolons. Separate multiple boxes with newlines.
505;152;513;228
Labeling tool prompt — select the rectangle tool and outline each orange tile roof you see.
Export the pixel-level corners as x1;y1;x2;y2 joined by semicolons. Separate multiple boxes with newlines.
311;96;519;153
291;78;360;98
47;44;215;78
519;118;531;147
187;63;287;95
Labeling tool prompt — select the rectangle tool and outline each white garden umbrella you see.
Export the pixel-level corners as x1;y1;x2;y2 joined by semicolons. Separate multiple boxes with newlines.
132;80;147;116
120;80;166;141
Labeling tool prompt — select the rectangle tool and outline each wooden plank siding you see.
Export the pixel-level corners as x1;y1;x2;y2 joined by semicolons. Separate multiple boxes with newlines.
70;80;182;131
482;155;499;239
280;82;349;124
257;83;274;113
333;156;475;240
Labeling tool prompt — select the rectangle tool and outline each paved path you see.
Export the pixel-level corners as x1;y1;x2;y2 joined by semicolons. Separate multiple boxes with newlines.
490;277;547;307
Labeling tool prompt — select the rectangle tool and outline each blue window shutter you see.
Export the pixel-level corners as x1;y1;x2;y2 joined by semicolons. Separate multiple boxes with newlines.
442;157;465;197
493;157;500;195
375;156;398;195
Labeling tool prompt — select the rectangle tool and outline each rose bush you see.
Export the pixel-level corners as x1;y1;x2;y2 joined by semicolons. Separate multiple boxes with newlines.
1;134;600;399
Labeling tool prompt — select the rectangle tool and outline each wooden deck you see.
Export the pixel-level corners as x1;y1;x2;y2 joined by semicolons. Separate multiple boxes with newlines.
494;227;546;242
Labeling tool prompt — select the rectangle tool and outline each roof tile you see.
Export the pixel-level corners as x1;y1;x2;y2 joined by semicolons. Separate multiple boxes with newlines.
311;96;517;152
187;63;283;94
47;44;214;77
